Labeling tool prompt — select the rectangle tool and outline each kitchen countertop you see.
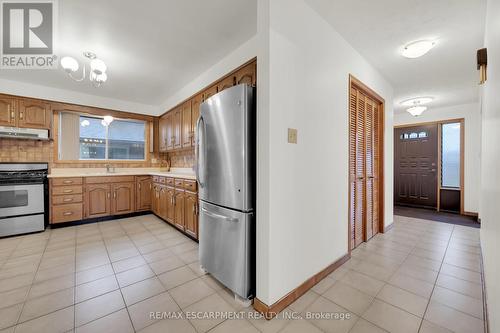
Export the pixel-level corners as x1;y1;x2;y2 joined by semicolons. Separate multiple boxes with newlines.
48;167;196;180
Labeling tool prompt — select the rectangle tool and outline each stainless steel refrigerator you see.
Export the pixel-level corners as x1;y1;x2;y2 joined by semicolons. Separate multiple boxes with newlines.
196;84;255;300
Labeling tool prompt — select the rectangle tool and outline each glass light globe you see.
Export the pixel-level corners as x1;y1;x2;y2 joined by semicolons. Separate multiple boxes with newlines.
95;72;107;83
60;56;79;73
103;115;114;124
407;106;427;117
90;59;107;75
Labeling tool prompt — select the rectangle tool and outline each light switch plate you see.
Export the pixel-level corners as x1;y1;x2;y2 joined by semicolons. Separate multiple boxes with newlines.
288;128;298;144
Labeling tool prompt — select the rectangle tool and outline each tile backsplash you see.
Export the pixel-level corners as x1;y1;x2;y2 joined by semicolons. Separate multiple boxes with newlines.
168;149;195;169
0;138;163;171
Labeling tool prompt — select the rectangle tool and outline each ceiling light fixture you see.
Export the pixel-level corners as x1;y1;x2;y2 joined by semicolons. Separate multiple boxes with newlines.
60;51;108;87
407;106;427;117
401;40;436;58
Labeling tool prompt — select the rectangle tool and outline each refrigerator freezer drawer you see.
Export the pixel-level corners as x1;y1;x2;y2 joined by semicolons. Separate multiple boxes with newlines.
199;200;254;299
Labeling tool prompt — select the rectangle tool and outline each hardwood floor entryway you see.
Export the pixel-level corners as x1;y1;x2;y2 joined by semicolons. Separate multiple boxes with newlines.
349;75;384;250
394;124;438;209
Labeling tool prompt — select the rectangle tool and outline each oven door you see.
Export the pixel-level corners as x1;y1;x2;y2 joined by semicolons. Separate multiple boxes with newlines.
0;184;44;218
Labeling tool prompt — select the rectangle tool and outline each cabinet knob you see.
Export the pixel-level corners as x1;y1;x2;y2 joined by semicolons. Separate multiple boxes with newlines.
19;111;23;120
63;189;73;193
63;211;73;216
63;198;73;202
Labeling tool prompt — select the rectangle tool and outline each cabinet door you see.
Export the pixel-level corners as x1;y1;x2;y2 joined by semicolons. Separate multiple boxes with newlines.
166;112;174;151
191;94;202;147
173;107;182;149
159;116;168;152
184;192;198;239
202;85;218;102
165;186;175;222
235;62;256;86
136;177;152;211
159;185;168;220
85;184;111;218
217;75;235;93
0;96;17;127
174;189;185;231
181;100;192;148
18;99;51;129
112;182;135;215
152;185;160;215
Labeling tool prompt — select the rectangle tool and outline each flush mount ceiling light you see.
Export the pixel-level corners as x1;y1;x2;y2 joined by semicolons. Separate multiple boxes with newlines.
60;52;108;87
407;106;427;117
401;40;436;58
400;97;434;107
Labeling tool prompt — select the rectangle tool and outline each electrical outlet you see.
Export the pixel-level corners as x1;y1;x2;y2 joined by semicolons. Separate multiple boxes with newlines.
288;128;298;144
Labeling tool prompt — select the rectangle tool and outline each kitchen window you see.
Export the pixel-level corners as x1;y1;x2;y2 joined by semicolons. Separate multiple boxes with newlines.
59;112;146;161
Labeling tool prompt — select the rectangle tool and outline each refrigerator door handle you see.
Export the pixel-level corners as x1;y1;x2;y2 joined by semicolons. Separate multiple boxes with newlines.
201;207;239;223
195;116;206;188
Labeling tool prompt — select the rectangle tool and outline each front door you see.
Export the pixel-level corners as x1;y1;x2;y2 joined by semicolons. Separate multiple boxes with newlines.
394;124;438;208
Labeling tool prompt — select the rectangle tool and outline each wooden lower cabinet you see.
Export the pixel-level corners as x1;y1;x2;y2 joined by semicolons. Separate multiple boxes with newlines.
184;191;198;239
174;189;185;231
151;177;198;240
112;183;135;215
50;175;198;240
136;176;152;211
85;184;111;218
165;186;175;222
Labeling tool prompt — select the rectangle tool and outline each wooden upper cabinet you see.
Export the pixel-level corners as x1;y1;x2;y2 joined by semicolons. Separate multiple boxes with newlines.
181;100;192;148
0;96;17;127
159;115;168;152
235;62;256;86
18;99;51;129
112;182;135;215
191;94;202;147
136;176;152;211
184;191;198;239
202;85;218;102
172;107;182;149
217;75;235;93
165;112;174;151
85;184;111;218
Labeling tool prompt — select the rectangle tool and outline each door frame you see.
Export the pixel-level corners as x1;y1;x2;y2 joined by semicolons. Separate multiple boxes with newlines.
394;118;465;214
348;74;385;253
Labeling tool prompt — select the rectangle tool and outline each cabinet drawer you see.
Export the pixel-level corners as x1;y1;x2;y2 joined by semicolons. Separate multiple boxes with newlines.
166;177;174;185
174;178;183;187
52;194;83;205
51;178;83;186
183;180;197;192
52;185;83;195
52;203;83;223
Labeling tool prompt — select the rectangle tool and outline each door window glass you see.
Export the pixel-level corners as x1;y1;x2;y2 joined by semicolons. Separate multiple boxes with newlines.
442;123;461;188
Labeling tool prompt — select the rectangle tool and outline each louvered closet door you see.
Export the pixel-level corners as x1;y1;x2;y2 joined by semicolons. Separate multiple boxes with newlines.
349;87;366;249
349;85;381;250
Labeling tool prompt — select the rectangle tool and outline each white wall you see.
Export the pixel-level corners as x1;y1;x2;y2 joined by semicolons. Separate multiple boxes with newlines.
0;78;159;115
480;0;500;331
256;0;394;305
394;103;481;213
159;36;258;112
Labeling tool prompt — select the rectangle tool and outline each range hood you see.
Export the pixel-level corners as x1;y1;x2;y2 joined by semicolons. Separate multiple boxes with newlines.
0;126;49;140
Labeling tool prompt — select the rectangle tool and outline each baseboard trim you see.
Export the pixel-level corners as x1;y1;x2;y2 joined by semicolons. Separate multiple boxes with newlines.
383;222;394;232
463;211;479;218
253;253;351;319
480;244;489;333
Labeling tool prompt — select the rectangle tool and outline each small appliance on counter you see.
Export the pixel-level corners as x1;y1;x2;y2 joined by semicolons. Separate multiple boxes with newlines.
196;84;255;303
0;163;49;237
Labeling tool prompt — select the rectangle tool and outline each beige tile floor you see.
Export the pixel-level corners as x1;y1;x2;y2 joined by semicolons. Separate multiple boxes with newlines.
0;214;484;333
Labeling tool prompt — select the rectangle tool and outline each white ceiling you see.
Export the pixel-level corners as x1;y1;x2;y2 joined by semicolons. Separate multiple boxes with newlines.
305;0;486;113
0;0;256;108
